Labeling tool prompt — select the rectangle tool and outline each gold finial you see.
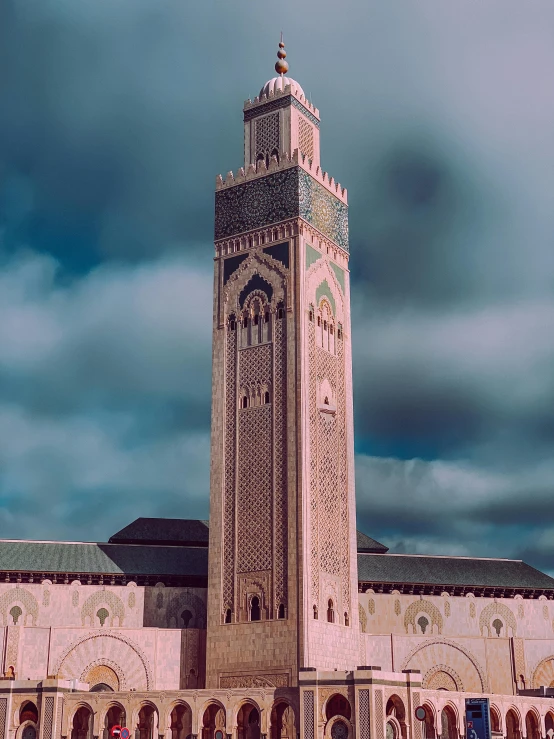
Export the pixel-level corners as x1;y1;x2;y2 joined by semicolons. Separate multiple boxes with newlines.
275;33;289;75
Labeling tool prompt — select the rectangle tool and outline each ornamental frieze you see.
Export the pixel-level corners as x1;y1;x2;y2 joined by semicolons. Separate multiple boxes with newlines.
215;167;348;251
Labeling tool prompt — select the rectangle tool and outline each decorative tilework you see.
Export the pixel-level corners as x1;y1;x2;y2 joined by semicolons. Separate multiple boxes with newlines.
0;699;7;739
299;170;348;250
255;113;280;160
330;262;345;292
299;118;314;160
244;95;320;128
316;280;336;315
306;244;322;269
359;689;370;739
0;587;38;625
375;690;384;739
215;167;349;251
215;169;299;241
303;691;315;739
43;697;54;739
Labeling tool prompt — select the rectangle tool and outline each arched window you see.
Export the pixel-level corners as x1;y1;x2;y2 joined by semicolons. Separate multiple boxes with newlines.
327;599;335;623
417;615;429;634
264;311;270;323
278;604;285;619
253;315;259;326
264;391;270;404
9;606;22;625
243;316;248;328
242;396;248;409
224;608;232;624
313;605;318;620
96;608;109;626
181;609;193;628
317;316;321;326
278;308;284;319
344;612;349;626
324;396;329;405
250;596;261;622
492;618;503;636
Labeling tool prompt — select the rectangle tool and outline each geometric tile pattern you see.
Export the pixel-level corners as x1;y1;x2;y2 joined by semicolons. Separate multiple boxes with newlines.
0;587;38;626
303;691;315;739
308;295;351;618
244;95;320;128
42;697;54;739
223;327;238;611
375;690;384;739
274;316;288;609
215;167;349;251
359;689;370;739
299;118;314;160
255;113;280;160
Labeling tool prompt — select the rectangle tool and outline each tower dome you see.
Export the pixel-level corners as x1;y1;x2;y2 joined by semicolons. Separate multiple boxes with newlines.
259;36;305;99
259;75;305;99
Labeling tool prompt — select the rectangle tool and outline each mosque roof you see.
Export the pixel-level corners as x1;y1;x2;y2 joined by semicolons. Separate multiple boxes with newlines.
356;531;389;554
0;540;208;581
109;517;209;547
357;552;554;594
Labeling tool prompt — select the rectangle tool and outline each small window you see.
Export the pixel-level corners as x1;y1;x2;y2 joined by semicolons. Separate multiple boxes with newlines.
265;312;270;323
254;315;259;326
278;604;285;619
313;605;318;620
225;608;232;624
324;396;329;405
492;618;503;636
278;308;284;319
229;320;236;331
344;612;349;626
327;599;335;623
330;324;334;334
250;596;261;622
243;317;248;328
264;391;270;404
96;608;109;626
309;310;313;322
317;316;321;326
242;397;248;409
324;320;327;330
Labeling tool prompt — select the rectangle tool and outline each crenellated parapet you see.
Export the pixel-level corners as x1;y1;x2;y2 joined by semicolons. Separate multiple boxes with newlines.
215;149;347;204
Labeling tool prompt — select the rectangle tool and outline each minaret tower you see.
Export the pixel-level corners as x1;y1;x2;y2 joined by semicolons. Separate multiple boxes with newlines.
207;40;359;689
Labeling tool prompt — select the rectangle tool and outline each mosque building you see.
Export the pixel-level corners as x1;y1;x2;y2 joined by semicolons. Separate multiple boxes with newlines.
2;40;554;739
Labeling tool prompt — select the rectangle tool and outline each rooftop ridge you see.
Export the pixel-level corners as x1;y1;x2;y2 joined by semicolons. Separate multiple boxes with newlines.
0;539;207;549
215;149;347;203
362;552;523;563
244;82;319;117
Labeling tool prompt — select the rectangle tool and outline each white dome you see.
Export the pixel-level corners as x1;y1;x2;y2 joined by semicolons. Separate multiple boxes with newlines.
259;76;305;99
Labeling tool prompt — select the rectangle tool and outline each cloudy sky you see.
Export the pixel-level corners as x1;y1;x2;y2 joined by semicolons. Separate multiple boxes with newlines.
1;0;553;571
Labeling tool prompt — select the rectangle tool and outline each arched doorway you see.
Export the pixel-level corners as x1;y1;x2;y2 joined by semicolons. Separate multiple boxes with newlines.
506;710;520;739
325;695;352;721
202;704;225;739
422;706;435;739
105;706;126;737
386;696;406;739
71;707;93;739
170;705;192;739
138;706;158;739
20;704;38;725
490;706;501;736
237;703;261;739
440;707;457;739
525;713;540;739
270;703;295;739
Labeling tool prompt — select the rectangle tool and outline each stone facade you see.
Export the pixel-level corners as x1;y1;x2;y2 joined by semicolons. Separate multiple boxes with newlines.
2;43;554;739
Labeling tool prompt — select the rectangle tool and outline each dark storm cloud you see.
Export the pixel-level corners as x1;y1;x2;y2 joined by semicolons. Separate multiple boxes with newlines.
0;0;553;557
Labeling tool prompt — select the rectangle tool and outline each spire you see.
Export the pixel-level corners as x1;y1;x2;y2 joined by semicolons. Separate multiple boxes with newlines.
275;33;289;76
